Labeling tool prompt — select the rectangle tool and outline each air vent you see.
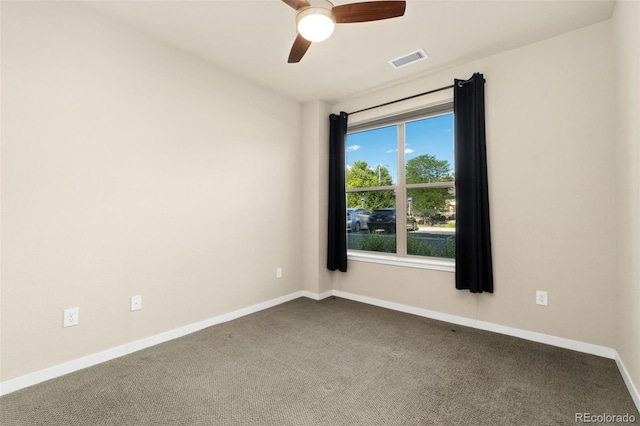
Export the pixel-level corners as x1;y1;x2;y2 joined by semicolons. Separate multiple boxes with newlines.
389;49;428;69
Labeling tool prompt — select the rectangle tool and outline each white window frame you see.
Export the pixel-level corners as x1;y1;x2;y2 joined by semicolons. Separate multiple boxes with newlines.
346;101;455;273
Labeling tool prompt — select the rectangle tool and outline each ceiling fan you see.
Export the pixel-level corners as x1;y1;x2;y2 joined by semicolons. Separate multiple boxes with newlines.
283;0;406;63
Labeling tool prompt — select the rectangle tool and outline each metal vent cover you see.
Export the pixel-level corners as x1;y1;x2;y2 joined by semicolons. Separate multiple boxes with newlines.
389;49;428;69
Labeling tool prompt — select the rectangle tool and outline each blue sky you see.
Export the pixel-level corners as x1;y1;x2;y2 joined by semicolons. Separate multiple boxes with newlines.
346;113;454;184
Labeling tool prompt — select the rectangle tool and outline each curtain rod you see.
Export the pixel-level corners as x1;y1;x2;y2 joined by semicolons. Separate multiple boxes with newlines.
348;78;472;116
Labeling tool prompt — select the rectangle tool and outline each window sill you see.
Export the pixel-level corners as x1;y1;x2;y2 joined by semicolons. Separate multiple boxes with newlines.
347;251;455;272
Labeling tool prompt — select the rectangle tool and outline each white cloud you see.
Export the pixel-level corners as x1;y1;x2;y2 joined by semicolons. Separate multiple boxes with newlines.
386;149;396;153
347;145;362;151
405;148;415;154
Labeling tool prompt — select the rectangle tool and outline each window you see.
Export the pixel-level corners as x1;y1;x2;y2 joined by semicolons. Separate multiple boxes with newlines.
346;105;455;268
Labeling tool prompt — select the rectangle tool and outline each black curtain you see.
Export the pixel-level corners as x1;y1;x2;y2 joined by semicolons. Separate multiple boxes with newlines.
327;112;348;272
454;73;494;293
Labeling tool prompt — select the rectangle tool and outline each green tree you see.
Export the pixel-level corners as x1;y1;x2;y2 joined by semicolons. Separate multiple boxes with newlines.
346;161;394;211
405;155;453;215
405;154;451;184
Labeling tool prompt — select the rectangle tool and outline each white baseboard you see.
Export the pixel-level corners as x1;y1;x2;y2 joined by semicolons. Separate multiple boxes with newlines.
0;290;305;396
327;289;639;412
331;289;615;358
615;352;640;412
300;289;334;300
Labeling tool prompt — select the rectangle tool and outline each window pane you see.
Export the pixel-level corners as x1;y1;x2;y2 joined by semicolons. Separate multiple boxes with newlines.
347;190;396;254
347;125;397;188
346;110;456;262
407;187;455;258
405;114;454;184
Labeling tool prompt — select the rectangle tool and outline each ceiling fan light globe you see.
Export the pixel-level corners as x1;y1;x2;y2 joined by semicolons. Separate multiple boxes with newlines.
297;7;335;42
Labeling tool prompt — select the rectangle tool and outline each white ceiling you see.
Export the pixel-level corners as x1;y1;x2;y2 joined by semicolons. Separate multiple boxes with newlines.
86;0;615;104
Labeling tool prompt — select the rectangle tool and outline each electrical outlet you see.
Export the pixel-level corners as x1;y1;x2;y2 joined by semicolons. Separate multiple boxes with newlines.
63;307;79;327
276;267;283;278
131;295;142;311
536;290;548;306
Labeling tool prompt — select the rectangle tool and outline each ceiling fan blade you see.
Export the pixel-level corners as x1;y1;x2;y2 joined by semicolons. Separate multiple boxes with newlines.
288;34;312;63
333;1;406;24
282;0;311;10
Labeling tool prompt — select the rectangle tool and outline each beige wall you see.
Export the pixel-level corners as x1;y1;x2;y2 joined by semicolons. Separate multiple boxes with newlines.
300;101;334;295
613;0;640;395
0;2;302;381
331;21;619;348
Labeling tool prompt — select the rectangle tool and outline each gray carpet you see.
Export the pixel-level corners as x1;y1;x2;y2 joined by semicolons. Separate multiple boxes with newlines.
1;297;638;425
